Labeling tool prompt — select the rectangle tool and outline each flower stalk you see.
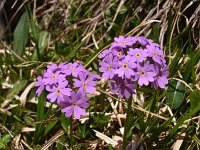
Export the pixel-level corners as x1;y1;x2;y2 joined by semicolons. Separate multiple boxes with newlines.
122;97;132;150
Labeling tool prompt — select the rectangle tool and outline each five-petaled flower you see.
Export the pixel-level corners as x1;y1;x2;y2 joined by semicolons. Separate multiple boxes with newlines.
61;91;89;119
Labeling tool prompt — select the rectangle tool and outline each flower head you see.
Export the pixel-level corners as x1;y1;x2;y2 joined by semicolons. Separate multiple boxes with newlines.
128;48;147;62
115;55;136;79
43;71;66;85
111;36;133;48
46;81;72;104
73;72;97;94
64;62;86;77
35;76;44;96
110;76;136;98
61;91;89;119
99;53;118;80
151;64;169;89
145;45;164;64
135;61;156;86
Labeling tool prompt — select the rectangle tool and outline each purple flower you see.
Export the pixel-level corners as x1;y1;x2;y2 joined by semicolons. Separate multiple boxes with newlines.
135;36;149;46
115;55;136;79
46;81;72;104
128;48;147;62
99;54;118;80
98;49;112;59
135;61;156;86
145;45;164;64
61;91;89;119
111;36;133;48
110;76;136;98
151;65;169;89
35;76;44;96
65;62;86;77
111;46;125;59
73;72;97;94
47;63;67;73
43;71;66;85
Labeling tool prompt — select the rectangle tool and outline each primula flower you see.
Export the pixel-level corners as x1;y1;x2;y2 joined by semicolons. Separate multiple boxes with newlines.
61;91;89;119
99;53;118;80
65;62;85;77
145;45;164;64
111;46;125;60
98;49;112;59
46;81;72;103
43;71;66;85
135;36;149;46
151;65;169;89
35;76;44;96
110;76;136;98
73;72;97;94
112;36;133;48
135;61;156;86
47;63;67;73
128;48;147;62
115;55;136;79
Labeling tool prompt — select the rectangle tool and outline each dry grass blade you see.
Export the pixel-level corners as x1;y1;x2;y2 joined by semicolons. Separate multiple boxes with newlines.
41;130;65;150
93;129;118;147
19;82;35;107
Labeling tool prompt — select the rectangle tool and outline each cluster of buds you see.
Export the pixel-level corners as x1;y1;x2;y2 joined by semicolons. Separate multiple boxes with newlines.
98;36;169;98
35;62;99;119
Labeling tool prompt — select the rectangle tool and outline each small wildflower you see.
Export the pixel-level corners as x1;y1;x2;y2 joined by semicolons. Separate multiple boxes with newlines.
73;72;97;94
35;76;44;96
61;91;89;119
115;55;136;79
99;53;118;80
46;81;72;104
112;36;133;48
135;61;156;86
43;71;66;85
110;76;136;98
128;48;147;62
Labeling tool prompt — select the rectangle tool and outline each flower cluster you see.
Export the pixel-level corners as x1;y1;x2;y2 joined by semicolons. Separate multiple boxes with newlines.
99;36;169;98
35;62;99;119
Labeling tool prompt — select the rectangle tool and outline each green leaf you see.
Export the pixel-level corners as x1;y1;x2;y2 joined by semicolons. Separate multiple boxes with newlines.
166;80;185;109
60;114;70;133
189;90;200;109
38;31;48;52
13;12;29;56
34;91;46;143
6;80;28;99
44;119;58;136
29;19;41;40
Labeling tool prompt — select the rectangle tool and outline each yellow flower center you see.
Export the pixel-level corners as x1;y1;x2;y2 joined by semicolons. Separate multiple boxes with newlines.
70;67;74;71
52;75;56;79
82;82;87;87
140;71;145;76
109;65;113;70
121;41;126;44
135;53;140;57
72;102;77;107
117;52;122;57
56;89;61;94
123;64;128;69
153;52;157;56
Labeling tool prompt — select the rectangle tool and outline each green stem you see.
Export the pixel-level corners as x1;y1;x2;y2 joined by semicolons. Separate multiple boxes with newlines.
70;117;73;150
122;98;132;150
